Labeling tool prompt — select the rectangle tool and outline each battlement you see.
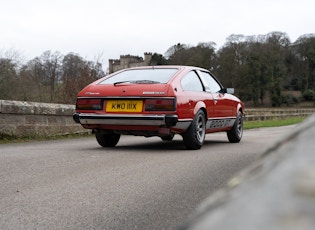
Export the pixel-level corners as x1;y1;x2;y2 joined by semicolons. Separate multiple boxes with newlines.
108;52;152;73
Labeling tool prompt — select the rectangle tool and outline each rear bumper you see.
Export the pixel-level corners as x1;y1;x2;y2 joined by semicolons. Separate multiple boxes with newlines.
73;113;178;127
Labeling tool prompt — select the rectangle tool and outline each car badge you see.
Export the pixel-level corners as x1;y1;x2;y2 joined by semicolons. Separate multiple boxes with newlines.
85;92;100;95
143;92;165;95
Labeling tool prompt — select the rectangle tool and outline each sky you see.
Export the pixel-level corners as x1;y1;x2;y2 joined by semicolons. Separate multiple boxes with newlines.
1;0;314;70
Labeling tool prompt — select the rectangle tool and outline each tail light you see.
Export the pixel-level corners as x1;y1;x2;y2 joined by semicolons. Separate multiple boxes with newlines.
145;98;176;111
76;98;102;110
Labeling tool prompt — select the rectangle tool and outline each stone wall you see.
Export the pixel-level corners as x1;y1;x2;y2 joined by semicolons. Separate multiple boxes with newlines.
245;108;315;121
0;99;314;138
0;100;87;138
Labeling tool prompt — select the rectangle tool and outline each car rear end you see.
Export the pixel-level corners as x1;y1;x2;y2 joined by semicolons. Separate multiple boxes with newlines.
73;67;181;138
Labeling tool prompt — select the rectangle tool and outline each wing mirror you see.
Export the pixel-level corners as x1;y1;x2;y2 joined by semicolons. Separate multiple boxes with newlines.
219;88;235;94
226;88;234;94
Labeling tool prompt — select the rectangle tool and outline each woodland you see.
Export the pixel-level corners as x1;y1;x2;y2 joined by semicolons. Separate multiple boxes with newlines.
1;31;315;106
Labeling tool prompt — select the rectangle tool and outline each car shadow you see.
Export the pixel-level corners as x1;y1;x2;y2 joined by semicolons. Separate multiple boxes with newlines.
79;136;230;152
115;139;186;151
111;138;229;152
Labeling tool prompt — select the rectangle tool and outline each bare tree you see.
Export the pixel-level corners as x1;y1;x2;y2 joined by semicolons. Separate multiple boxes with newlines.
61;53;104;104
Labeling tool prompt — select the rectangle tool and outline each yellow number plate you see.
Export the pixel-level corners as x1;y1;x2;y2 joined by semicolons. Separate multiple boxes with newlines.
106;100;143;112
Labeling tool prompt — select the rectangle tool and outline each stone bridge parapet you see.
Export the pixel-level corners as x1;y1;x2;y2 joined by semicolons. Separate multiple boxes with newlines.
0;100;86;138
0;100;314;138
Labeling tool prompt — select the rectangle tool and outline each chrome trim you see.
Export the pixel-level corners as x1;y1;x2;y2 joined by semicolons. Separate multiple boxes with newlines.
74;112;236;130
76;113;177;126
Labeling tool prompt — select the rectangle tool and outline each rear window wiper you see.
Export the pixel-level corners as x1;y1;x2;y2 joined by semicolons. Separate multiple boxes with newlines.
113;80;160;85
113;81;133;86
134;80;160;84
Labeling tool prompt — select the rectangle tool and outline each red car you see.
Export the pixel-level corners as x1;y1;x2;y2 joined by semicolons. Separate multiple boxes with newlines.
73;66;244;150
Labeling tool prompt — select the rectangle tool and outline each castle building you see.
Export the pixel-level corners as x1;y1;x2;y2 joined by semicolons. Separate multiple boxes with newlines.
108;53;152;73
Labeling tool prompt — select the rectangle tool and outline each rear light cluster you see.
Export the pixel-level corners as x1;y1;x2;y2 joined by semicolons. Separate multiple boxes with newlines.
144;99;176;111
76;98;176;111
76;99;102;110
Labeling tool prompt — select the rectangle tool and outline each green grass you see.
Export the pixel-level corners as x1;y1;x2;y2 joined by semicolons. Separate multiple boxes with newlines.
244;117;305;129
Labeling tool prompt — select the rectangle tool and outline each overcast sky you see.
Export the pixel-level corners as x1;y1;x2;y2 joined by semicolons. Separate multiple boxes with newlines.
1;0;314;69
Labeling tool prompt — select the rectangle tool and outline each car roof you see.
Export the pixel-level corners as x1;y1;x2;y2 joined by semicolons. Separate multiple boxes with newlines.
115;65;209;72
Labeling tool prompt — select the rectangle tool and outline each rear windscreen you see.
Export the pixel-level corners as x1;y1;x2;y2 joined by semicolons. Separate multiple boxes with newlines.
99;68;178;84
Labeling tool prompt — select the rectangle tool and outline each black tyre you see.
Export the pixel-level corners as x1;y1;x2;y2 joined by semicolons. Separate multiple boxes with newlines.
161;134;175;141
183;110;206;150
95;133;121;147
227;111;243;143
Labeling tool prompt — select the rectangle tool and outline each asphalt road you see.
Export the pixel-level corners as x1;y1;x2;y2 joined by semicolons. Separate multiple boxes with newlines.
0;126;294;230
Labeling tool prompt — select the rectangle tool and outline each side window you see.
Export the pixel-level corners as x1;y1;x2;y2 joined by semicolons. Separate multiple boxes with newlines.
181;71;204;92
199;71;222;93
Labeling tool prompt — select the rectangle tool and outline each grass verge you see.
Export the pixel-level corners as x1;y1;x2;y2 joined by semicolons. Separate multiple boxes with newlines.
244;117;305;129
